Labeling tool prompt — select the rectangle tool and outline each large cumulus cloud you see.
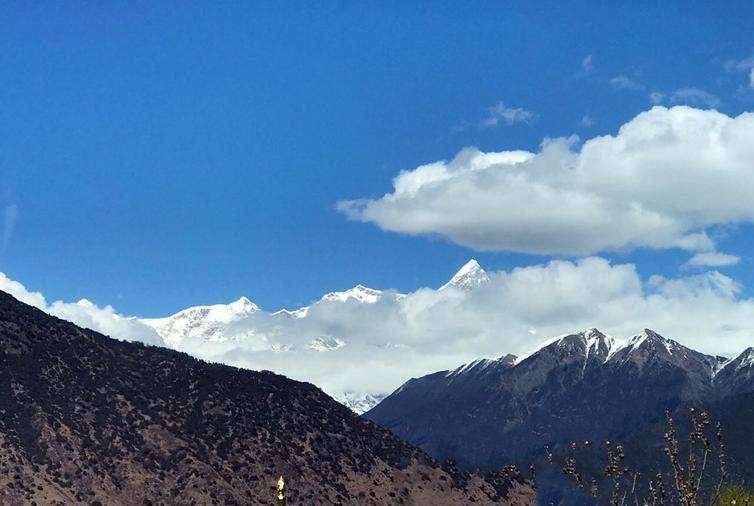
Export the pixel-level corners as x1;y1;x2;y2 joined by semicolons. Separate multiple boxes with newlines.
339;106;754;256
0;272;164;346
4;260;754;401
149;258;754;400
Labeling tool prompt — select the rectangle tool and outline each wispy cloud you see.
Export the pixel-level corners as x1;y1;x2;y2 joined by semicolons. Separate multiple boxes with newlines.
683;251;740;269
481;102;536;128
725;55;754;84
609;75;644;91
2;205;18;254
668;87;721;108
573;55;595;78
579;115;596;127
649;91;664;104
649;88;721;108
582;55;594;73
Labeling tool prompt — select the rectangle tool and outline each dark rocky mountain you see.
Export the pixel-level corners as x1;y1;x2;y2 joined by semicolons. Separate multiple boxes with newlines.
366;328;754;474
0;290;534;505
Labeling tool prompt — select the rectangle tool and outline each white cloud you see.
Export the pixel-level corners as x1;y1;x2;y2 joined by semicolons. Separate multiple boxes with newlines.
5;261;754;402
339;106;754;256
609;75;644;91
142;258;754;399
724;55;754;89
482;102;536;128
0;273;164;346
668;87;721;108
582;55;594;73
579;115;596;127
649;91;665;104
683;251;740;269
650;88;720;108
574;55;595;78
2;205;18;253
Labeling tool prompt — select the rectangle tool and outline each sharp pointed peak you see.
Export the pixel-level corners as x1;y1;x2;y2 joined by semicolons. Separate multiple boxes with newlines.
440;259;490;291
459;258;482;271
732;347;754;363
229;296;258;309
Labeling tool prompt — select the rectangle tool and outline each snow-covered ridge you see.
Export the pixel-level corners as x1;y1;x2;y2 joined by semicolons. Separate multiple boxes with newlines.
452;327;754;384
141;296;260;348
306;336;346;352
321;284;384;304
335;392;387;415
140;260;483;350
137;259;490;412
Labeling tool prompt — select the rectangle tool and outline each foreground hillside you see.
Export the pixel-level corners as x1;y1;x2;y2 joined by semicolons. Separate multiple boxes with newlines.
0;290;534;505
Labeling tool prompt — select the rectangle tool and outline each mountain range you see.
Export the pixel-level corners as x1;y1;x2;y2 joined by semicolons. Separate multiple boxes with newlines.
139;259;490;413
365;327;754;477
0;289;534;505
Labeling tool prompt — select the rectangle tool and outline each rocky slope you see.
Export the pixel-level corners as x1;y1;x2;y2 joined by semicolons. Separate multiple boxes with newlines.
0;289;533;505
366;328;754;472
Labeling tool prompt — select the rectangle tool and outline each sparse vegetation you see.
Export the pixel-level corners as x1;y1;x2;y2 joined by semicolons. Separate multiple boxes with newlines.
530;407;746;505
0;289;534;505
709;485;754;506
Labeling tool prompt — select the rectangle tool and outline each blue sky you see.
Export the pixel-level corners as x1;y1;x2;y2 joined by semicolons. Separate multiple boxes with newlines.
2;1;754;316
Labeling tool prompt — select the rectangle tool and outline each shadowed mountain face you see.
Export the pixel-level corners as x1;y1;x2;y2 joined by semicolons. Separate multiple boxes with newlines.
366;328;754;472
0;290;534;505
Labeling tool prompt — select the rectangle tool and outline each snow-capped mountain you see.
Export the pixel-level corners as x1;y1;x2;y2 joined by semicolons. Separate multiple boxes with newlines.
142;261;482;351
141;296;260;348
439;259;489;291
321;284;385;303
306;335;346;351
138;260;486;411
334;392;387;415
366;328;754;470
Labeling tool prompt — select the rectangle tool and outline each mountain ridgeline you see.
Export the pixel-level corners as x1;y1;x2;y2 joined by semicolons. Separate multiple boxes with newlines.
0;290;534;505
366;328;754;473
138;258;491;413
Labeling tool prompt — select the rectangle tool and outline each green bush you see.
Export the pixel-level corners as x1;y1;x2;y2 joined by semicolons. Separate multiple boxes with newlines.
710;485;754;505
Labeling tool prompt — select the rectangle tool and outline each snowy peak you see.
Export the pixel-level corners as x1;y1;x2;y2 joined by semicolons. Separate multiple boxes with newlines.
440;259;490;291
611;328;681;362
720;347;754;373
737;347;754;368
445;353;518;380
712;347;754;398
517;328;621;365
335;392;387;415
228;296;259;313
607;329;726;383
321;284;383;304
141;296;260;348
306;336;346;352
